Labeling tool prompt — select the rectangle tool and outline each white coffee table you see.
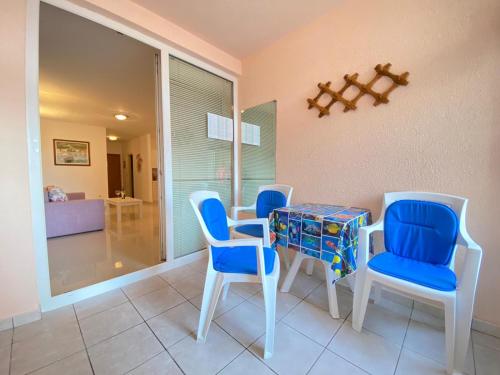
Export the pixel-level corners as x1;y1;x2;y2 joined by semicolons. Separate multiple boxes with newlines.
106;197;143;224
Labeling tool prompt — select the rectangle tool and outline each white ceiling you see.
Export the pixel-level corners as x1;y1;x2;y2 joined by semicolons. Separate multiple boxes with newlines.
130;0;339;58
39;3;159;140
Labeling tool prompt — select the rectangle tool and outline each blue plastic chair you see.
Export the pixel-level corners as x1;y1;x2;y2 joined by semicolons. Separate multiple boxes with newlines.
352;192;482;374
232;184;293;266
190;190;280;359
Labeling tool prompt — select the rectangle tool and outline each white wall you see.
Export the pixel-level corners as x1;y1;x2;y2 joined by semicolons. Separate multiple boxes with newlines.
122;133;153;202
41;120;108;198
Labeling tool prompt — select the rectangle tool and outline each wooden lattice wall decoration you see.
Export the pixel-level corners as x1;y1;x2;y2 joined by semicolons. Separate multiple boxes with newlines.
307;63;409;118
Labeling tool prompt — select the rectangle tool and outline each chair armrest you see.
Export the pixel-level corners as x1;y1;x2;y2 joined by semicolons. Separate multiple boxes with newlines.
230;218;271;247
358;219;384;266
231;204;256;220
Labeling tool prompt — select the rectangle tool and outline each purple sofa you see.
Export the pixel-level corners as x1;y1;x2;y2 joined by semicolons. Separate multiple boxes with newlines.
44;191;105;238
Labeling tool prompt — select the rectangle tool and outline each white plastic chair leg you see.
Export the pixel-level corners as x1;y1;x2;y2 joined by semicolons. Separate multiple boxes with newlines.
352;269;372;332
221;283;230;300
197;271;224;342
323;262;340;319
262;275;278;359
280;251;304;292
444;298;457;375
305;259;314;276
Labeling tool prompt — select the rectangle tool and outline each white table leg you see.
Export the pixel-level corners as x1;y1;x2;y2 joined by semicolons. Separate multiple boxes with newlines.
305;259;315;275
139;202;143;219
323;262;340;319
280;252;307;293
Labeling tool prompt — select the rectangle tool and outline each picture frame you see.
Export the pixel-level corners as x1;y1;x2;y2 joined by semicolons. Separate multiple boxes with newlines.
53;139;91;166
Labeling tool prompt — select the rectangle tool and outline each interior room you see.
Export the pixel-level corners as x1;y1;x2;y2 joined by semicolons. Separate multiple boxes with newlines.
39;3;164;295
1;0;499;374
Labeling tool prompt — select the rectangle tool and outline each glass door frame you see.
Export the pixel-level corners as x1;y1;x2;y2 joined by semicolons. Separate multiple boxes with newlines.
26;0;240;312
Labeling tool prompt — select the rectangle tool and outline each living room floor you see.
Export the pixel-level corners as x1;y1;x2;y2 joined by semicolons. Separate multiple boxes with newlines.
2;258;498;375
48;202;162;295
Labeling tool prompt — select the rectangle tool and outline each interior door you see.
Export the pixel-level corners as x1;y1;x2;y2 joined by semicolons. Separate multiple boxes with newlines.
107;153;121;197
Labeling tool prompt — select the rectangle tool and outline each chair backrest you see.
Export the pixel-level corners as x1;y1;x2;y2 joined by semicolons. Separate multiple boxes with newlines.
190;191;230;245
255;184;293;218
380;192;467;266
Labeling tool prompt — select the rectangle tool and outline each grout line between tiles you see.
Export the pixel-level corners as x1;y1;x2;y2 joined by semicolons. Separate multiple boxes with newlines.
392;299;414;375
72;304;96;375
123;285;187;375
8;323;13;375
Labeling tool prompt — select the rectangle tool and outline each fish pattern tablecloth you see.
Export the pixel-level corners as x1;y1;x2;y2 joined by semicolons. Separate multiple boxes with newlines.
269;204;371;278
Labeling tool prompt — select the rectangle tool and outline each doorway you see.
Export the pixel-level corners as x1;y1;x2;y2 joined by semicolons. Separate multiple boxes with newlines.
39;2;165;295
107;154;121;198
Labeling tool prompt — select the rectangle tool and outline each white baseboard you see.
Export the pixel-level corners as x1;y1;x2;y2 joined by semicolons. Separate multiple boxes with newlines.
472;318;500;338
12;308;41;328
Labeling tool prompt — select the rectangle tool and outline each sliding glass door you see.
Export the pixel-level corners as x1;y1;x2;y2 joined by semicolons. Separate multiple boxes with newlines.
241;101;277;206
169;56;234;258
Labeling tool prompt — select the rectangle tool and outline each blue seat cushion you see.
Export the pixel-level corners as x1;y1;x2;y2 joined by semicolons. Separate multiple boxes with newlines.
234;224;263;238
384;200;459;265
200;198;230;241
256;190;287;218
212;245;276;275
368;252;456;291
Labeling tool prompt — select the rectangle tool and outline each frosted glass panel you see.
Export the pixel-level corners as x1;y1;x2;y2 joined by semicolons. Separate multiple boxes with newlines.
169;57;233;258
241;101;276;206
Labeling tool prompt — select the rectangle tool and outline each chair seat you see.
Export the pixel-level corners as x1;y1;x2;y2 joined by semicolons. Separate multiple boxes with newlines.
234;224;263;238
212;245;276;275
368;252;457;291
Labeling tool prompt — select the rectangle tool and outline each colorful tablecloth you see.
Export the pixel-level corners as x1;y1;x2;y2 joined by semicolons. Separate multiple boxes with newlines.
270;204;371;278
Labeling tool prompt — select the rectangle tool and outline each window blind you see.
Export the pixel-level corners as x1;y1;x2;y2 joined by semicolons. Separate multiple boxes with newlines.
241;101;277;206
169;56;234;258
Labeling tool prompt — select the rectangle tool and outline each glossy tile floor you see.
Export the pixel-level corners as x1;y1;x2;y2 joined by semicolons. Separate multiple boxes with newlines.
48;202;162;295
2;258;499;375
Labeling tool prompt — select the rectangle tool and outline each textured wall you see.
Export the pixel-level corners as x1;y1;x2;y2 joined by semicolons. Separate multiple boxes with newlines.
0;0;40;319
240;0;500;325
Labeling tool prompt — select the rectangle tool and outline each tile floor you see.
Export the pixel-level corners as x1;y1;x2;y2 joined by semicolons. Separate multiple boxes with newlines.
47;202;162;295
2;258;499;375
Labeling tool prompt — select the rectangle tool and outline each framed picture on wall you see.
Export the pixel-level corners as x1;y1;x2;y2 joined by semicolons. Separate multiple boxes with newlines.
53;139;91;166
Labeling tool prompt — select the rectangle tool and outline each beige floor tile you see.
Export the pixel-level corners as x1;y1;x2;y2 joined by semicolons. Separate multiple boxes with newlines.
10;316;84;375
128;351;183;375
0;329;12;348
474;343;500;375
248;290;302;320
159;264;199;284
131;285;186;320
88;323;163;375
283;301;342;346
411;305;445;329
188;258;209;274
169;274;206;300
347;300;411;346
404;318;446;364
74;289;128;320
219;350;275;375
285;271;322;299
170;324;244;375
249;322;323;375
0;339;11;375
216;301;267;347
122;276;169;299
30;350;92;375
309;350;368;375
328;321;400;375
395;349;446;375
229;282;262;299
13;306;76;343
79;302;143;347
305;283;353;319
190;290;244;319
147;301;200;348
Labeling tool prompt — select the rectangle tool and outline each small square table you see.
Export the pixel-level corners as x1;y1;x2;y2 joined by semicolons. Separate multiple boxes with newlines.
106;197;143;224
270;203;371;318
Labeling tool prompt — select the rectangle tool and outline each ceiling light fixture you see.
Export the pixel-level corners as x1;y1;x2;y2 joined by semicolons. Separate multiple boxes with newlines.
114;114;128;121
107;135;119;141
